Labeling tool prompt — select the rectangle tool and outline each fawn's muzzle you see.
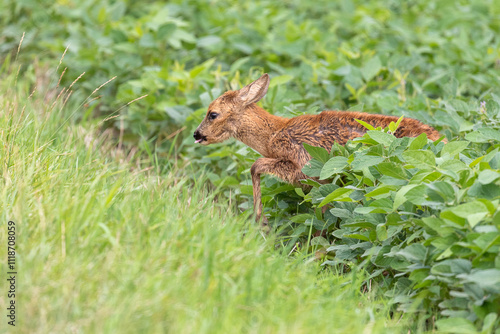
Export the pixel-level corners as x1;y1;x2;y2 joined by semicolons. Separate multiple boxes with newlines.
193;130;206;144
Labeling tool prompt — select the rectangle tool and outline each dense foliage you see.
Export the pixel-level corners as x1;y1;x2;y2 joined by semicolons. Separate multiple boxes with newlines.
2;0;500;331
3;0;500;142
298;114;500;332
0;71;400;333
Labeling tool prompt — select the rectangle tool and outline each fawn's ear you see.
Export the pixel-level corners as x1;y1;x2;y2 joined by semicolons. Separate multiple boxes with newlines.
237;73;270;106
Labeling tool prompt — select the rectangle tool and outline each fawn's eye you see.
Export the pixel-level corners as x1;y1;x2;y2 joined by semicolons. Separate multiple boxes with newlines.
208;112;218;120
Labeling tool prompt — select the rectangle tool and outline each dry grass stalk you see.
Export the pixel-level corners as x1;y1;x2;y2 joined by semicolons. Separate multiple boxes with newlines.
69;72;85;90
127;94;148;105
91;76;117;95
56;45;70;73
16;32;25;58
166;126;186;140
56;67;67;89
28;86;37;99
102;114;120;122
49;87;66;111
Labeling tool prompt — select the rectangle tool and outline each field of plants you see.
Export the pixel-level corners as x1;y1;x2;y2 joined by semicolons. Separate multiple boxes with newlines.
1;0;500;332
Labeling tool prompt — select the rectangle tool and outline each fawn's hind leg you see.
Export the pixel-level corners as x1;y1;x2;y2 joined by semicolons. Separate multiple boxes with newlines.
250;158;307;225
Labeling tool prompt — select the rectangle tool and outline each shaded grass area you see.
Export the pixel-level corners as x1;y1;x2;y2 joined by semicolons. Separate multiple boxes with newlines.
0;73;403;333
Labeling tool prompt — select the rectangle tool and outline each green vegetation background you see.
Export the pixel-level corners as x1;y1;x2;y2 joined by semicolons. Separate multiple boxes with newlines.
1;0;500;332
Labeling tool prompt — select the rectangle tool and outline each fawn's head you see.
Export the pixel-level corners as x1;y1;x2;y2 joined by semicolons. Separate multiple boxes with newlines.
193;74;270;145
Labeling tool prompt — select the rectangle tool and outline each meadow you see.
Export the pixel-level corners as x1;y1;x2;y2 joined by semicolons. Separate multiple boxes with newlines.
1;0;500;332
0;66;401;333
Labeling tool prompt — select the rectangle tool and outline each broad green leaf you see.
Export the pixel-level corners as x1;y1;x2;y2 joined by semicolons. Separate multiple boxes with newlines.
392;184;419;209
449;99;470;113
441;141;470;157
388;136;409;157
402;150;436;168
345;83;357;97
422;70;448;87
436;317;477;334
265;184;295;196
311;236;330;247
440;210;467;227
295;188;306;197
230;57;250;74
377;162;409;180
318;183;340;197
302;159;324;178
478;128;500;141
268;74;293;88
319;188;354;207
410;170;442;184
196;36;222;49
376;224;388;241
373;245;396;267
409;133;428;150
343;221;377;229
365;144;384;157
365;185;398;199
329;208;352;219
393;244;427;263
351;154;385;170
347;103;364;112
404;184;428;205
300;179;322;187
320;156;348;180
367;130;395;146
482;313;498;333
476;198;498;215
439;159;469;174
345;233;370;241
190;58;216;77
303;143;330;163
361;56;382;81
426;181;455;202
446;201;489;227
461;269;500;290
369;198;394;210
432;259;471;274
466;128;500;142
354;206;389;214
477;169;500;185
421;217;455;237
355;198;393;213
354;118;375;130
290;214;314;223
465;131;490;143
450;201;489;218
486;100;500;117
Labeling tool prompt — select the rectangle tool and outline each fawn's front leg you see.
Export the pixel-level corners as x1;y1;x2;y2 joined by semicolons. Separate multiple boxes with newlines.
250;158;307;225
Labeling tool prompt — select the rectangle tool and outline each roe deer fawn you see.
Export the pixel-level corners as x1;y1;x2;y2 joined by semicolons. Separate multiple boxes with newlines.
194;74;443;225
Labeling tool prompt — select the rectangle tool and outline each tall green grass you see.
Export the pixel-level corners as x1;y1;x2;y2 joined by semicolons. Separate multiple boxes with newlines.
0;67;405;333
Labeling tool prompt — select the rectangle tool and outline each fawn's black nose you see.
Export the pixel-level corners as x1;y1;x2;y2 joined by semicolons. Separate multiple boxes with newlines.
193;130;206;143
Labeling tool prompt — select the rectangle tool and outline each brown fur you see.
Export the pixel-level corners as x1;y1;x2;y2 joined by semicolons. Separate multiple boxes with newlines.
194;74;444;224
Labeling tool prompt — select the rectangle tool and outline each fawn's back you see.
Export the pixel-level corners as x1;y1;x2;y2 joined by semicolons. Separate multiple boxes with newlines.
281;110;441;146
266;110;442;165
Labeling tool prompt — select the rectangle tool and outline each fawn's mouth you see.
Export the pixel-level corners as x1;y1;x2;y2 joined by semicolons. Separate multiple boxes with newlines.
193;130;207;144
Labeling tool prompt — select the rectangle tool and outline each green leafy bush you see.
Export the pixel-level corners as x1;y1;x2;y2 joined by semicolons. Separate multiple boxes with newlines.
2;0;500;146
286;96;500;331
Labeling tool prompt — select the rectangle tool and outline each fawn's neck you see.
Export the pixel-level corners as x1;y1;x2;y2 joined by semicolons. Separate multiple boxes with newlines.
234;104;287;157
